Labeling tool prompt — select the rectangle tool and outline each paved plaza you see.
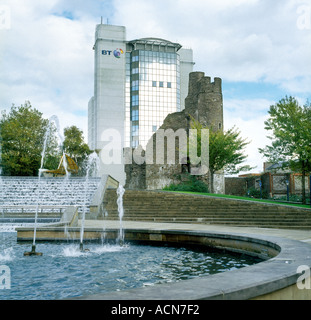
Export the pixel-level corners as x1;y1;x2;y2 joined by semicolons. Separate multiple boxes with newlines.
82;220;311;244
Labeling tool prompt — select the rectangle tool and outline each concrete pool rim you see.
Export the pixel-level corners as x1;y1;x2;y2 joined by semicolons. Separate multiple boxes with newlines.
16;226;311;300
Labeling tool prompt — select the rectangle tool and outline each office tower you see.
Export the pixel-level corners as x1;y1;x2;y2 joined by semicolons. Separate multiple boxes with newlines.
88;23;194;183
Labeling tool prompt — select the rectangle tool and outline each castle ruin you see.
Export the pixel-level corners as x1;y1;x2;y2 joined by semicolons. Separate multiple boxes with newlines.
125;71;225;193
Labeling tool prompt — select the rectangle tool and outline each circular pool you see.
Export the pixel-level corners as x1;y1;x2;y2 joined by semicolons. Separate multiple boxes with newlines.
0;232;262;300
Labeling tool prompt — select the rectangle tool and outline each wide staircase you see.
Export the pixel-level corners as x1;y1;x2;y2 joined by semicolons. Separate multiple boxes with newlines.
0;176;101;214
103;189;311;230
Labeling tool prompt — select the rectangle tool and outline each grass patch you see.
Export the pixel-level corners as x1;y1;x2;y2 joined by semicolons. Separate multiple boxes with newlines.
162;190;311;209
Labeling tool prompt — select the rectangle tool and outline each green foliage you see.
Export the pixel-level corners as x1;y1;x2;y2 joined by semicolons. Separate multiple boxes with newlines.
259;96;311;203
163;174;209;193
246;187;269;199
189;116;253;193
189;116;252;174
0;101;59;176
274;194;310;204
63;125;92;174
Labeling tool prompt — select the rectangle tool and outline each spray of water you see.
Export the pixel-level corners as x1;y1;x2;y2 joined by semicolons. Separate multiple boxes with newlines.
116;184;125;245
0;247;14;262
79;152;100;251
31;115;65;253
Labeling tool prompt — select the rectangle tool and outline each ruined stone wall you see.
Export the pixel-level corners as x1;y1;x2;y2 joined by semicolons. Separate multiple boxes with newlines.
125;71;225;192
225;177;247;196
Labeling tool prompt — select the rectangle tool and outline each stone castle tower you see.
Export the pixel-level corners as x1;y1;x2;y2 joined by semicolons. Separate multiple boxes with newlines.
185;72;223;132
125;71;225;193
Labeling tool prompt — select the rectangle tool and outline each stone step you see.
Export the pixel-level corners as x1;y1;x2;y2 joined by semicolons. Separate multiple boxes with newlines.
103;189;311;229
104;217;311;228
104;205;311;214
106;216;311;223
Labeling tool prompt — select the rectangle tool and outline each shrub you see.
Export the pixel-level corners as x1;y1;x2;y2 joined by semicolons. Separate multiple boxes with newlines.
246;187;269;199
163;175;209;193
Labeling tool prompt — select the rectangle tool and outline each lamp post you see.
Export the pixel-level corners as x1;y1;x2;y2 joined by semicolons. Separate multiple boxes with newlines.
286;180;289;202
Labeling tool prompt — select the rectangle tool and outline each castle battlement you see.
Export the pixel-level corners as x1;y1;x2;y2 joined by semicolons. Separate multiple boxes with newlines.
188;72;222;95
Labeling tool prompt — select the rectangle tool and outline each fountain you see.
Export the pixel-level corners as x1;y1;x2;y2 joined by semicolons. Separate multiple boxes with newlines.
116;184;125;246
1;115;292;300
24;115;65;256
79;152;100;252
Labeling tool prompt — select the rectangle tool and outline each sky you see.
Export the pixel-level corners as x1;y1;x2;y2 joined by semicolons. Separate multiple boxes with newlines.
0;0;310;174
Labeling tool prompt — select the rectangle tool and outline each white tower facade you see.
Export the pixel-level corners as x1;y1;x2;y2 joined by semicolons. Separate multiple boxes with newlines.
88;23;194;184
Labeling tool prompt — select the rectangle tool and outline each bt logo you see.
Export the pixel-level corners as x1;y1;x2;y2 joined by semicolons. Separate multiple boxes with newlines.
102;48;124;58
102;50;112;56
113;48;124;58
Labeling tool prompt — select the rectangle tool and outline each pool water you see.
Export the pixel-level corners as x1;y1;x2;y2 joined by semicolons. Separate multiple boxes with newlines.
0;232;262;300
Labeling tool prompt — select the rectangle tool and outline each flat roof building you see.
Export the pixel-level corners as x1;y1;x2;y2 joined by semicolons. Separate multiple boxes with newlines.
88;23;194;184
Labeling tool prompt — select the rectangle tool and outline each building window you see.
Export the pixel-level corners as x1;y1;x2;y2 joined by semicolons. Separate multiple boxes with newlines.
132;95;139;106
132;109;139;121
152;81;157;87
159;81;164;88
152;125;157;132
167;82;172;88
132;80;139;91
132;125;139;136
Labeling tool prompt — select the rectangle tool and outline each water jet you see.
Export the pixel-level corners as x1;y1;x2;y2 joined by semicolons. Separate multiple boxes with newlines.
23;245;42;256
79;152;100;251
26;115;66;256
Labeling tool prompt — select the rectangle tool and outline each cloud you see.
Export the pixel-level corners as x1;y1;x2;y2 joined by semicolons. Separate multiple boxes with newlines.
0;0;97;140
0;0;309;150
223;98;272;173
113;0;311;93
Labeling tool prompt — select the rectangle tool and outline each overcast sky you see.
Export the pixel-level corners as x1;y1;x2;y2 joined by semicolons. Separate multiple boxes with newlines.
0;0;310;174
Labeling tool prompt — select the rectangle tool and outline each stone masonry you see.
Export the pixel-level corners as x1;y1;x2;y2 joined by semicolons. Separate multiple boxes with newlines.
125;71;225;193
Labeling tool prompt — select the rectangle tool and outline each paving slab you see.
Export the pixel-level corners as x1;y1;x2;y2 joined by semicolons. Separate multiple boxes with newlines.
82;220;311;243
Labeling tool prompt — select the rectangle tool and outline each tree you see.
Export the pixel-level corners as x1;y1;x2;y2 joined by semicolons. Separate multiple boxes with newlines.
0;101;59;176
259;96;311;204
190;117;252;193
63;125;92;174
